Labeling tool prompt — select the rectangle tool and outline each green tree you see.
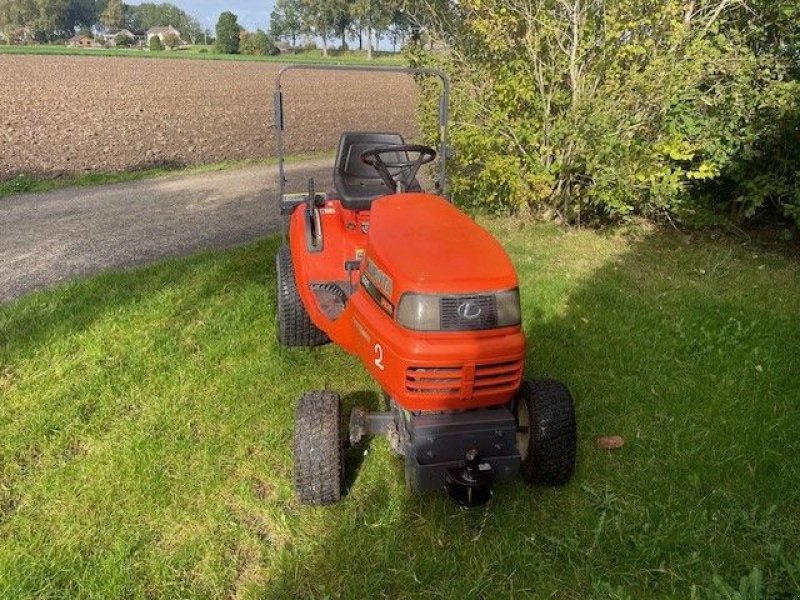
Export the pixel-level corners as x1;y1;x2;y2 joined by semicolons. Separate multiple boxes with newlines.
299;0;331;57
34;0;69;39
215;10;239;54
298;0;354;57
66;0;98;29
388;8;410;52
352;0;396;58
182;16;202;43
269;0;302;47
125;3;203;43
332;0;351;49
99;0;123;28
148;33;162;50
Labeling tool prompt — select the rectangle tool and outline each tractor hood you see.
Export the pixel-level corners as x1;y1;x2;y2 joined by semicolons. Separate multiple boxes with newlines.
365;193;518;298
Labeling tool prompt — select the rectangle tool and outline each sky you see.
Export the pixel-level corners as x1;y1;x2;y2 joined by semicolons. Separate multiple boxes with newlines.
129;0;277;31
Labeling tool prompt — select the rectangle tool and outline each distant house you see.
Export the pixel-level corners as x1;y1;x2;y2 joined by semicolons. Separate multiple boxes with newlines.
67;34;99;48
145;26;181;48
98;28;137;46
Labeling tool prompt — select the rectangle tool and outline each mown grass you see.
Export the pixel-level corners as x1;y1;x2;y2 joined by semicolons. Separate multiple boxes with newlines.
0;44;405;65
0;223;798;599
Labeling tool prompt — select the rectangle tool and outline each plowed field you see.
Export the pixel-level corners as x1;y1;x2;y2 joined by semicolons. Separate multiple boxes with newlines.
0;55;419;181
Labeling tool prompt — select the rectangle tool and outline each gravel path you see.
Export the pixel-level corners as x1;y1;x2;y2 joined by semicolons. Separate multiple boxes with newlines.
0;160;332;302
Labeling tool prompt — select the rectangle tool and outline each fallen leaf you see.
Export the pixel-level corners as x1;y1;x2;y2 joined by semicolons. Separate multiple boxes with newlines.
596;435;625;450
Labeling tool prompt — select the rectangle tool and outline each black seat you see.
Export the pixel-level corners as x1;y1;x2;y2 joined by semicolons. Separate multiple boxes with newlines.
333;132;422;211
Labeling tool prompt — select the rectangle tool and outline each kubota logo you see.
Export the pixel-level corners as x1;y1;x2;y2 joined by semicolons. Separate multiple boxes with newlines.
457;301;482;320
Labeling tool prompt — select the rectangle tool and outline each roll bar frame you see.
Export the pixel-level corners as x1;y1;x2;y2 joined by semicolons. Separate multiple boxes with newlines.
273;64;451;206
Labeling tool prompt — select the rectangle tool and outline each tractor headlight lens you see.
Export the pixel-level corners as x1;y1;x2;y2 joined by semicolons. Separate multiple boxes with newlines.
396;293;441;331
495;288;522;327
396;289;521;331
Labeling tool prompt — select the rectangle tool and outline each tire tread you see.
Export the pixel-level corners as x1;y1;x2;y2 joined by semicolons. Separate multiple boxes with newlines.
276;245;329;347
519;378;577;486
293;390;342;505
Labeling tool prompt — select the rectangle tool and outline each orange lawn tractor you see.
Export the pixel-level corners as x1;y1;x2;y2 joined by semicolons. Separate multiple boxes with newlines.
273;65;576;507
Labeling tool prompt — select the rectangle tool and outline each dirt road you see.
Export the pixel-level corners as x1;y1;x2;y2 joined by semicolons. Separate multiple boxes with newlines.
0;160;331;302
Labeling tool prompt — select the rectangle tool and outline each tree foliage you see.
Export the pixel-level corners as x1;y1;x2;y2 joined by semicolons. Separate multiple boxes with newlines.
269;0;302;47
215;11;239;54
126;3;202;43
148;32;162;50
407;0;800;228
0;0;84;39
0;0;202;42
267;0;409;57
351;0;397;58
99;0;123;28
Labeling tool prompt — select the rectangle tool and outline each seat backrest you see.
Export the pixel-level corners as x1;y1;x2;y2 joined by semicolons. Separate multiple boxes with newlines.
335;132;407;178
333;132;418;211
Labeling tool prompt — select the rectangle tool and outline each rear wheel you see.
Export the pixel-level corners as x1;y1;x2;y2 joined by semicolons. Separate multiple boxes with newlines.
293;390;343;505
514;378;576;486
276;245;329;347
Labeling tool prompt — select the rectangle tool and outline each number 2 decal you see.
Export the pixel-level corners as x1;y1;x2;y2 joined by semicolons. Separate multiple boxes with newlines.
373;343;385;371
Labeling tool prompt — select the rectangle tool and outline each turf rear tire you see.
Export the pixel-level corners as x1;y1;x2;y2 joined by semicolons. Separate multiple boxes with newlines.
293;390;343;505
514;378;577;486
276;245;329;347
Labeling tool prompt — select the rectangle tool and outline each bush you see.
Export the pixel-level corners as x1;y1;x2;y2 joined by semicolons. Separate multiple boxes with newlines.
410;1;799;229
162;32;180;50
149;35;163;51
114;33;132;47
239;29;275;56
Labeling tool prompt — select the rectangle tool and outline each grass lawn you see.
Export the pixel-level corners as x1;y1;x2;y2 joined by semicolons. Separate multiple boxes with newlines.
0;44;405;65
1;222;798;598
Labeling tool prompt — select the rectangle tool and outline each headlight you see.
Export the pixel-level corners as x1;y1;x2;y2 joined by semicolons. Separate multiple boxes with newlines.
495;289;522;328
396;289;521;331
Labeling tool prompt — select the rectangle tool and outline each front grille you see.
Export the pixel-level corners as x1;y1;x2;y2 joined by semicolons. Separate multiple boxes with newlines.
405;365;463;395
474;360;522;391
405;358;523;400
439;295;498;331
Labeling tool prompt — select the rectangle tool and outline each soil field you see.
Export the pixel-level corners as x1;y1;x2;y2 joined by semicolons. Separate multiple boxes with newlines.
0;55;419;182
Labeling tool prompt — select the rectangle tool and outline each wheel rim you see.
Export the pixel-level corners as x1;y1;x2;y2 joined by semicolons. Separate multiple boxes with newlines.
516;399;530;460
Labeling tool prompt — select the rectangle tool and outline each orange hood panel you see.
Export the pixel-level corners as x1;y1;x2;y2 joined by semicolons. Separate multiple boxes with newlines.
367;193;518;297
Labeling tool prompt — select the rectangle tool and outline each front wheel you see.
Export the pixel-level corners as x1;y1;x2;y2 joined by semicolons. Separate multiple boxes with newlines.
513;378;577;486
293;390;344;505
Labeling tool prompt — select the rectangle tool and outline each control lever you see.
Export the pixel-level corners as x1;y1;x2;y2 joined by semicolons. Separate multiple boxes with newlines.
344;259;362;295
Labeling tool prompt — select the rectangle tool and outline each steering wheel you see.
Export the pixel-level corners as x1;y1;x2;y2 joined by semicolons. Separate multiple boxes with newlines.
360;144;437;193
